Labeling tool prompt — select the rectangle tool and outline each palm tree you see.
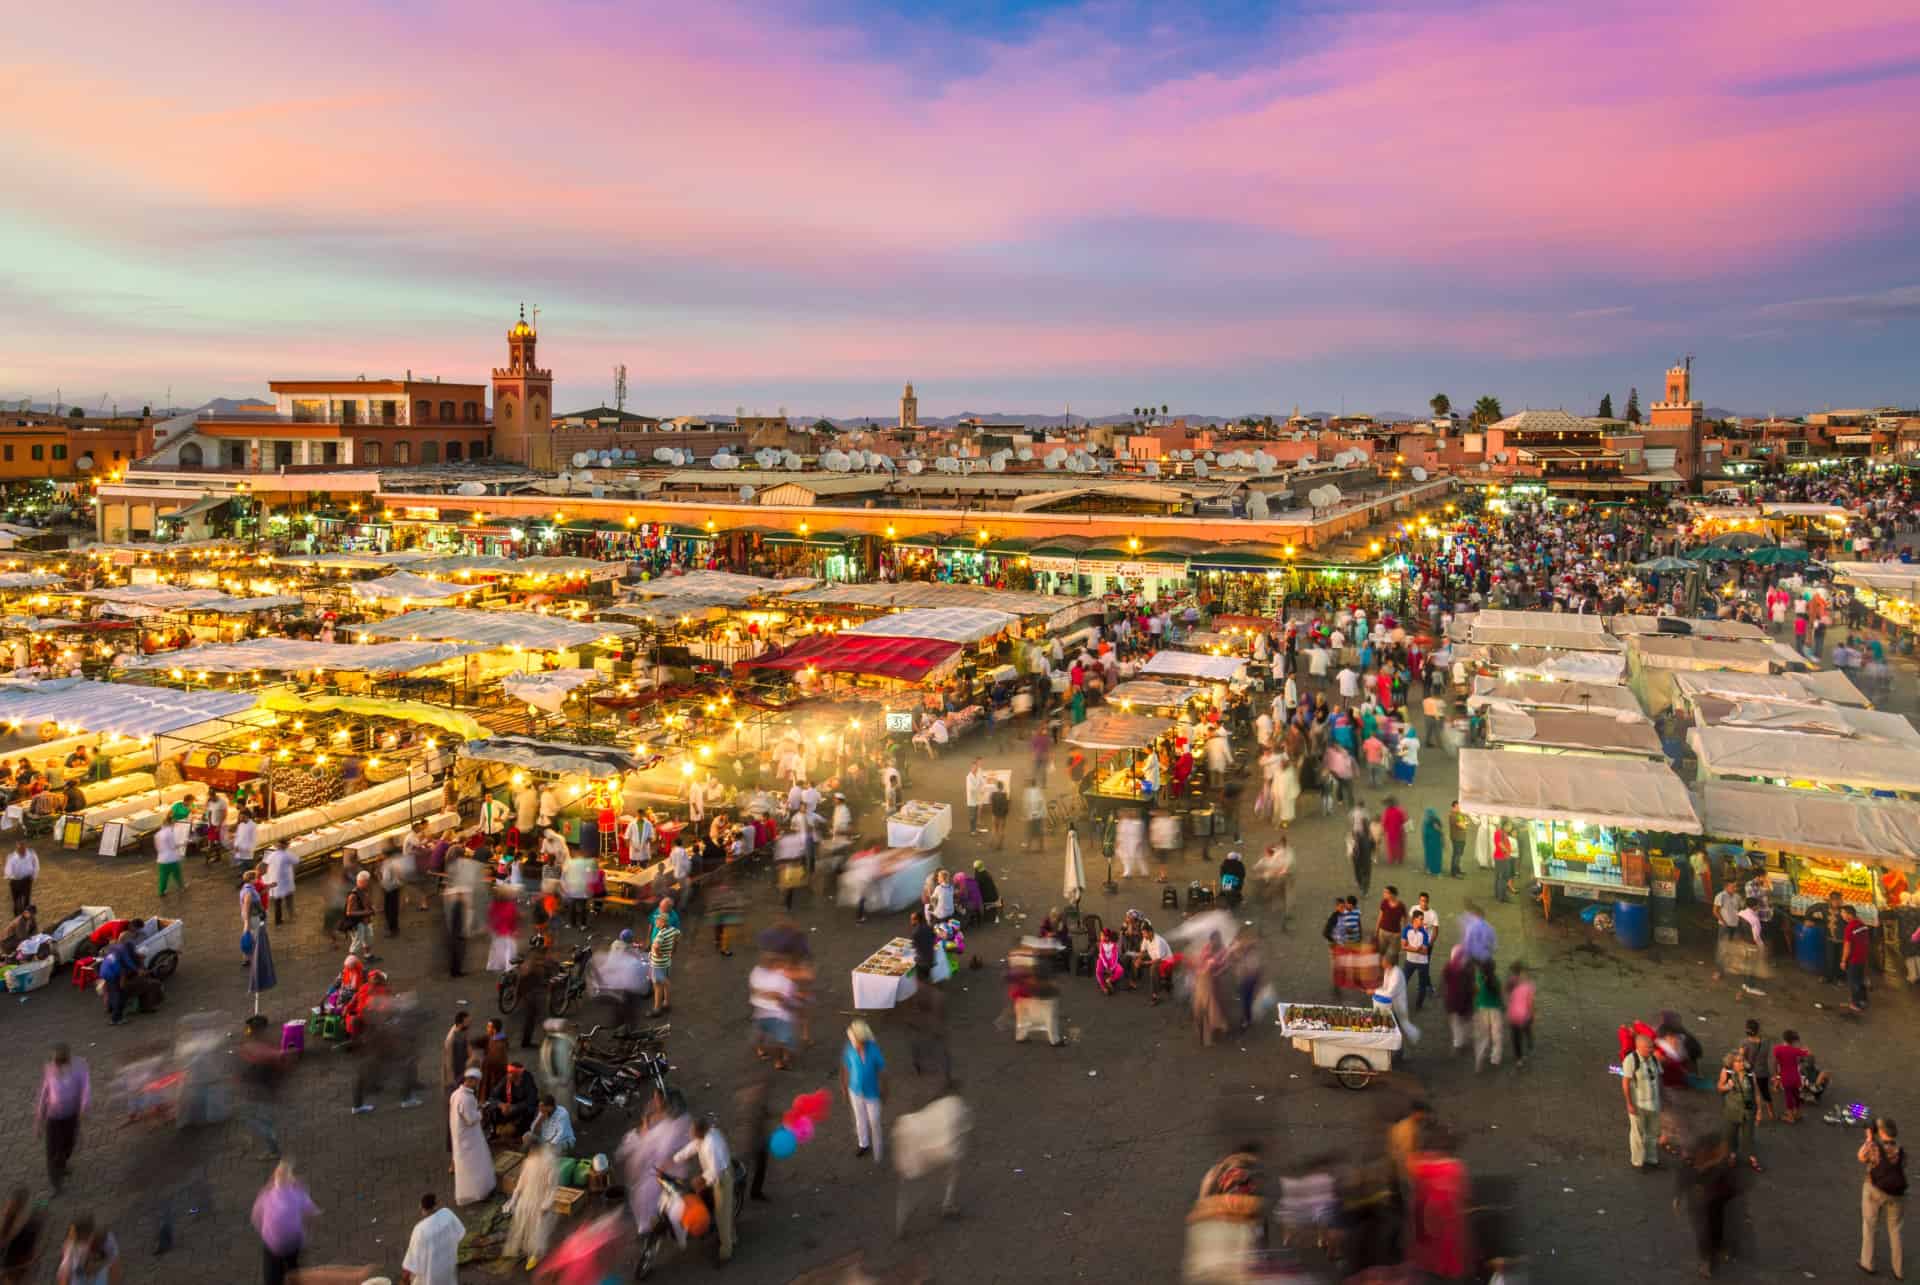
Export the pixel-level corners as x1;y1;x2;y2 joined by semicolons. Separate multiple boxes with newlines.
1160;403;1169;416
1429;393;1451;419
1471;396;1503;428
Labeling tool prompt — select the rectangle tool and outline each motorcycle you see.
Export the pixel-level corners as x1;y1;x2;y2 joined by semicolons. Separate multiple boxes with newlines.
573;1052;664;1122
497;938;595;1015
635;1163;744;1279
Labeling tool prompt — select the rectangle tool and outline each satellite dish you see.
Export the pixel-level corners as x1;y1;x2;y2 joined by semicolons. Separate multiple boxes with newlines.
935;457;958;473
739;485;756;503
1411;466;1428;481
1017;447;1034;462
456;481;487;497
906;459;924;475
755;448;780;469
1193;460;1210;479
75;454;93;471
557;471;572;484
1178;449;1193;461
598;452;615;466
1143;460;1160;477
653;447;674;463
711;453;739;470
1253;451;1276;475
1292;431;1306;442
571;452;590;468
1493;451;1509;464
1247;492;1271;519
577;469;594;482
989;455;1006;473
876;454;896;472
1202;451;1215;462
781;452;803;470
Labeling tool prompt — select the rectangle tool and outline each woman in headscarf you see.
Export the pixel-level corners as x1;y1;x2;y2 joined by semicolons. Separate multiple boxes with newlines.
1421;807;1445;877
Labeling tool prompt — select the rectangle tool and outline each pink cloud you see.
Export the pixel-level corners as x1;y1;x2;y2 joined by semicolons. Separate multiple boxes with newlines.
7;0;1915;281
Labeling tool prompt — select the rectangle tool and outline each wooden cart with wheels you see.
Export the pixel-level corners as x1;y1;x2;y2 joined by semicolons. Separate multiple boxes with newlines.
1277;1002;1402;1090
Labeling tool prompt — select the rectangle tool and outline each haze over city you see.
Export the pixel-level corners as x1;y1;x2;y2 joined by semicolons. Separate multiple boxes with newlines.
5;0;1919;417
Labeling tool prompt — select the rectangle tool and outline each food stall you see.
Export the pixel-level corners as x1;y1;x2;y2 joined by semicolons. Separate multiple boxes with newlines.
1065;711;1176;813
1104;679;1209;720
1688;726;1920;802
1277;1003;1403;1091
1482;708;1665;760
1457;748;1703;924
1695;780;1920;975
1138;650;1246;687
849;935;951;1010
886;800;952;850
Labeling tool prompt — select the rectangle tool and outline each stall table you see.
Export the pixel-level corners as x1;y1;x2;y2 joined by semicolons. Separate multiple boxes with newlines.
850;936;950;1010
886;801;951;850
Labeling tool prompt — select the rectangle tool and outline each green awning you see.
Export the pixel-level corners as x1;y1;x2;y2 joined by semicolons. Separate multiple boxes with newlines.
1190;547;1285;570
983;536;1037;555
893;531;953;550
764;532;851;549
1028;537;1092;558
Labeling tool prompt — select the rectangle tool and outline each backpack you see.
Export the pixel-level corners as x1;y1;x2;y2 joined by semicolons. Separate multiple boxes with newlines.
1871;1143;1908;1197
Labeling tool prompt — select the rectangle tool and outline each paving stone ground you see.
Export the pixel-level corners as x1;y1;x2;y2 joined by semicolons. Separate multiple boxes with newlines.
0;648;1913;1283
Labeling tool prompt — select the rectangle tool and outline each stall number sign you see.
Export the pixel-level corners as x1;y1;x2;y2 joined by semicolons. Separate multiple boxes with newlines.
885;711;915;734
1029;556;1078;573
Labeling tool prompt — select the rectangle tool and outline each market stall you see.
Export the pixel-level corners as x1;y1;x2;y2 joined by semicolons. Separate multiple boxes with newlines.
850;935;950;1010
1688;726;1920;800
1695;781;1920;966
1105;679;1209;719
1457;748;1702;920
1138;651;1246;685
1483;708;1664;760
1065;711;1176;811
886;800;952;850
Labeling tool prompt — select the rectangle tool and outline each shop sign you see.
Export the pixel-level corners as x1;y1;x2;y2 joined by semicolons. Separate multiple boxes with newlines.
1078;560;1155;578
1029;555;1078;573
885;711;915;734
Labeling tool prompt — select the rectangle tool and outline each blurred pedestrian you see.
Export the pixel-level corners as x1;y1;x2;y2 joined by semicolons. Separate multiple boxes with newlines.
401;1193;464;1285
841;1021;887;1163
1859;1116;1906;1278
250;1161;319;1285
35;1044;89;1193
894;1091;970;1236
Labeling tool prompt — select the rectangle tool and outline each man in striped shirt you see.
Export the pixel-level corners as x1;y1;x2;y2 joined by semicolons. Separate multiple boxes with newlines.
649;918;681;1016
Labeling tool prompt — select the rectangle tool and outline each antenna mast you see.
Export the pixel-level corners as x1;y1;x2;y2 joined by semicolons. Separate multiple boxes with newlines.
614;364;628;414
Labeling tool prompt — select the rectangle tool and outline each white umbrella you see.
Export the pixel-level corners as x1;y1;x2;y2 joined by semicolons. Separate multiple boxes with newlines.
1062;827;1086;907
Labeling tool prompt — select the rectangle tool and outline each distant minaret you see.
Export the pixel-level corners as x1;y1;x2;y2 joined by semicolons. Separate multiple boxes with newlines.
900;382;918;429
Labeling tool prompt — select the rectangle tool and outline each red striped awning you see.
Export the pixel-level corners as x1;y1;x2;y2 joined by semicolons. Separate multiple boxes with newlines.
745;633;962;682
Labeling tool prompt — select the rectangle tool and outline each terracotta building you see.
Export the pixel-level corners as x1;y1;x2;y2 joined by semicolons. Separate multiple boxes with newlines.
0;412;153;484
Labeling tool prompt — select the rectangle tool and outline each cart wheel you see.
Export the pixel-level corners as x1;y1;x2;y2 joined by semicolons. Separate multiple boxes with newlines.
1334;1054;1372;1091
498;975;520;1014
149;950;179;980
551;982;575;1017
577;1093;603;1124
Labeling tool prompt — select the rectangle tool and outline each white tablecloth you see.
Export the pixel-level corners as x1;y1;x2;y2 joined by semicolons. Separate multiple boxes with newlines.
342;808;460;862
849;937;951;1009
886;801;951;850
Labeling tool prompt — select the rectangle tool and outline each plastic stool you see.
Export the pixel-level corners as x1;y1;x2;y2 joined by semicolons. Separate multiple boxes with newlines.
280;1020;306;1054
1161;887;1180;910
1186;882;1213;911
71;957;99;988
309;1014;345;1042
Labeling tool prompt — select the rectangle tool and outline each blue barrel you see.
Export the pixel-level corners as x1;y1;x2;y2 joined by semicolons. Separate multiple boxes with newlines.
1795;920;1826;974
1613;900;1651;950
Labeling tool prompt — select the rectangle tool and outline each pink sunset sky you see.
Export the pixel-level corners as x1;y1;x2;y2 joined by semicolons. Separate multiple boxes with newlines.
3;0;1917;417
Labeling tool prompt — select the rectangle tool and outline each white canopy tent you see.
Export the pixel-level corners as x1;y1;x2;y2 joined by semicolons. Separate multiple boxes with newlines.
457;736;646;777
1463;609;1622;653
788;581;1100;627
271;550;433;570
1485;708;1663;758
1695;780;1920;867
1457;747;1701;833
1688;726;1920;795
118;638;483;675
1687;696;1920;745
1455;644;1627;684
1667;668;1870;710
0;572;66;590
1467;677;1644;716
628;570;818;603
0;678;257;738
843;607;1017;645
1140;651;1246;683
348;572;477;604
500;669;600;712
1064;711;1174;751
358;608;631;650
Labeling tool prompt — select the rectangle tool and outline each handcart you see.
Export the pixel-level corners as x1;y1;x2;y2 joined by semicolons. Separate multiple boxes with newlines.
1278;1002;1402;1090
50;905;113;965
132;918;185;979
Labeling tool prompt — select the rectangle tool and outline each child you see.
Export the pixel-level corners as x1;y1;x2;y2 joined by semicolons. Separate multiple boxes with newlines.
1361;733;1387;788
1093;928;1123;996
1505;961;1535;1068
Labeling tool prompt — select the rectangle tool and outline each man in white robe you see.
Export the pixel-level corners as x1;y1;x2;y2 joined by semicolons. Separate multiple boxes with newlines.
450;1068;495;1205
401;1192;465;1285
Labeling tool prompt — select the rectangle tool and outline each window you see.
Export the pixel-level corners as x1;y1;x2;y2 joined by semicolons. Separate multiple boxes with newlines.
362;442;382;466
226;443;246;468
274;442;294;467
393;442;410;466
446;441;463;462
178;442;204;468
337;401;359;425
112;450;122;460
378;400;398;425
321;442;339;465
2;446;11;462
30;444;43;461
52;444;66;461
420;440;440;465
438;400;455;422
415;399;432;423
291;399;325;423
470;439;486;460
463;401;479;423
